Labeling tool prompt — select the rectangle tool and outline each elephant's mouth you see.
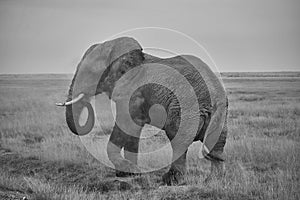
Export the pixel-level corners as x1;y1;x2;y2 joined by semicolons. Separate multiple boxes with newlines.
57;93;95;136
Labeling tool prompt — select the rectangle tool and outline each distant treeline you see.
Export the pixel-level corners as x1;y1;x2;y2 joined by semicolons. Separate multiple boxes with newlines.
220;71;300;77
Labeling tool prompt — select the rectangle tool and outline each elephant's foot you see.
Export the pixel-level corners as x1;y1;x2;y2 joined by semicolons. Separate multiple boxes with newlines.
114;159;141;175
116;170;137;177
204;161;225;184
162;167;186;186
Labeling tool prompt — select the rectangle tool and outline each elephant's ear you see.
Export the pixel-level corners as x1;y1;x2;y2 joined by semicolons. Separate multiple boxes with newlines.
69;37;142;99
112;64;147;101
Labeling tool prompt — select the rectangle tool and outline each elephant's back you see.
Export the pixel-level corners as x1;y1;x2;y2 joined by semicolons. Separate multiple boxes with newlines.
142;53;212;112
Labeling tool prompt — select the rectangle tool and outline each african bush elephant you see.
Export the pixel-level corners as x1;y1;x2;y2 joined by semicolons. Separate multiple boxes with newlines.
57;37;228;185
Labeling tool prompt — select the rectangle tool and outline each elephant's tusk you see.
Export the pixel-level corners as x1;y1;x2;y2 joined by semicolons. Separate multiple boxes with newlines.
56;93;85;106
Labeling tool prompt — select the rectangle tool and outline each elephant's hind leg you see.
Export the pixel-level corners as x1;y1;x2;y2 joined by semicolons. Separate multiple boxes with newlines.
204;116;228;183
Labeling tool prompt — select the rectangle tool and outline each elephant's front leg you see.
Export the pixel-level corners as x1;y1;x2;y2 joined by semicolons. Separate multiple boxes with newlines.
107;124;142;176
123;133;140;165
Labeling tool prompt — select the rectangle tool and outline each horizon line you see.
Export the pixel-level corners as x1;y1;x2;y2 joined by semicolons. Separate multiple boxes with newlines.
1;70;300;75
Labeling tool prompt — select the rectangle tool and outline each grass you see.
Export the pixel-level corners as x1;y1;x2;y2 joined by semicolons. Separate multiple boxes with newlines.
0;72;299;199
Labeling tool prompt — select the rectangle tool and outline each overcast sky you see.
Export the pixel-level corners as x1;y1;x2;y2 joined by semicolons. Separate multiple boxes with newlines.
0;0;299;73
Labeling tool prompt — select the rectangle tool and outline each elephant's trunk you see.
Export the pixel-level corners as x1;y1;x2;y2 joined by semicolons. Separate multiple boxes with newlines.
59;94;95;136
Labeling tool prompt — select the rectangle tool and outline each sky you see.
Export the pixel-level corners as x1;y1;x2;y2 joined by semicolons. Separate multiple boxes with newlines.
0;0;299;74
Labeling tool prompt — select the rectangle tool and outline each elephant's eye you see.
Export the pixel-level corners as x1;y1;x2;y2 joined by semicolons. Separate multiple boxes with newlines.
120;70;125;75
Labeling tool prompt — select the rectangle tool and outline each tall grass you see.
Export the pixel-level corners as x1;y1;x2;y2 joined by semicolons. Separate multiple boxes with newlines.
0;73;299;199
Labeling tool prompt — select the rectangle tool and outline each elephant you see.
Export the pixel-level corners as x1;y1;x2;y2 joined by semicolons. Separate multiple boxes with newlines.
57;37;228;185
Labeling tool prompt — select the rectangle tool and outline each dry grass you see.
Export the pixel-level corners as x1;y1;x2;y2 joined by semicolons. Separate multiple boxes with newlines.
0;73;299;199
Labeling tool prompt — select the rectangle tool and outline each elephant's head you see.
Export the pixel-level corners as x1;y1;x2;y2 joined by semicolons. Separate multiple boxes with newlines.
57;37;144;135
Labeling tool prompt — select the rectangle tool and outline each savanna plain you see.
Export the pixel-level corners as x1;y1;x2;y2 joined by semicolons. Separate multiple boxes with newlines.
0;72;299;200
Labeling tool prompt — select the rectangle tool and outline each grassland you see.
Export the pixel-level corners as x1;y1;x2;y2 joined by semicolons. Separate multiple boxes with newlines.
0;72;299;200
